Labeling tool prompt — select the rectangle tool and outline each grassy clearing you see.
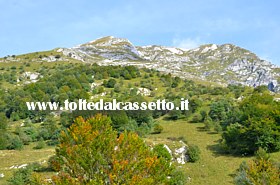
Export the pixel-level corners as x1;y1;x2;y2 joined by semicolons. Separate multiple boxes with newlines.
147;118;280;185
0;144;55;184
0;118;279;184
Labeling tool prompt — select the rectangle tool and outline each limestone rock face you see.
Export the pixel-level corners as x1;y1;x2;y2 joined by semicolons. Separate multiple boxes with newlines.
57;36;280;92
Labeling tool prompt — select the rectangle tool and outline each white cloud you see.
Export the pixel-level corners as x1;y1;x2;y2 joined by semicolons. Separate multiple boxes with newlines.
172;37;203;50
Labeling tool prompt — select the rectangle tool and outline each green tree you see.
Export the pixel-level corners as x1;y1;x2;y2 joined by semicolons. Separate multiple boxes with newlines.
104;78;116;88
223;92;280;154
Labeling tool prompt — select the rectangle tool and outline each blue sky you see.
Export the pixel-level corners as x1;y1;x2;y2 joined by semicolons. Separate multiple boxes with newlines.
0;0;279;65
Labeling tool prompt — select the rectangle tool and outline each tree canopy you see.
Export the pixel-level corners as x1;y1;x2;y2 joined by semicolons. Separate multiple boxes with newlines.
51;114;176;184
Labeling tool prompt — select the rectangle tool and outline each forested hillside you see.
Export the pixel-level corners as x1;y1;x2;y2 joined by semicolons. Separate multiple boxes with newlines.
0;55;279;184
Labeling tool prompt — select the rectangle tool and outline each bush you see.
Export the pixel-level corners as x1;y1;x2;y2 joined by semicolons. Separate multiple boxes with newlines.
19;132;32;145
191;113;202;123
186;145;200;162
48;155;61;172
47;130;60;146
199;110;207;122
204;116;213;131
51;114;174;184
214;122;223;133
135;123;151;137
7;134;23;150
8;166;33;185
169;169;187;185
24;127;39;142
8;163;41;185
113;83;121;93
33;137;45;149
234;148;280;185
104;78;116;88
0;131;8;149
168;110;181;120
54;54;61;59
0;113;8;130
38;128;51;140
10;112;20;121
152;124;163;134
118;118;138;133
153;144;172;161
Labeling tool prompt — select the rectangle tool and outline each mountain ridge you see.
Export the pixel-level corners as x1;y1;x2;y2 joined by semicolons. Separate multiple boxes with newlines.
58;36;279;92
1;36;279;92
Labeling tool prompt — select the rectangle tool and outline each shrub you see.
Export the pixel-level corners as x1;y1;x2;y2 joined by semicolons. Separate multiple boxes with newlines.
19;132;32;145
234;148;280;185
152;124;163;134
113;83;121;93
169;169;187;185
186;145;200;162
10;112;20;121
38;128;51;140
214;122;223;133
199;110;207;122
24;127;39;142
7;134;23;150
47;130;60;146
204;116;213;131
33;137;45;149
191;113;202;123
52;114;174;184
0;113;8;130
168;109;181;120
8;163;41;185
153;144;172;161
104;78;116;88
118;118;138;133
0;131;8;149
8;166;33;185
48;155;61;172
54;54;61;59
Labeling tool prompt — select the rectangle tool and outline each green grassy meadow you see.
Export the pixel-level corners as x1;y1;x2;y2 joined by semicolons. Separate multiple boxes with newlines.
147;118;280;185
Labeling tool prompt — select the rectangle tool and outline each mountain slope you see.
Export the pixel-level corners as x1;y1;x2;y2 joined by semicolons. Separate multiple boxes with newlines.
2;36;279;91
56;36;279;92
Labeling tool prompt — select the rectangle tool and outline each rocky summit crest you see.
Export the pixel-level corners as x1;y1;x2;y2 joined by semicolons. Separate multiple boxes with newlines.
58;36;280;91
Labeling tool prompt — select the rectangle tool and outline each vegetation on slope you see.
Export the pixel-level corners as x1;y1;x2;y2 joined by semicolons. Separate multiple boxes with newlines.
0;57;279;184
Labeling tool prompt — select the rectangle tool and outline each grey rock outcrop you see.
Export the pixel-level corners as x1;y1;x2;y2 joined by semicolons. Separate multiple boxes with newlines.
57;36;280;92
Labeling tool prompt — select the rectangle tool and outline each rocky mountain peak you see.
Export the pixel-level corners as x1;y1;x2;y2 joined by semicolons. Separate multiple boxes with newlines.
57;36;280;92
85;36;133;47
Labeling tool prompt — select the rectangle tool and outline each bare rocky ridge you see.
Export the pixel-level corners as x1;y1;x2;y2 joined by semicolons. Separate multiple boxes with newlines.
58;36;280;92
